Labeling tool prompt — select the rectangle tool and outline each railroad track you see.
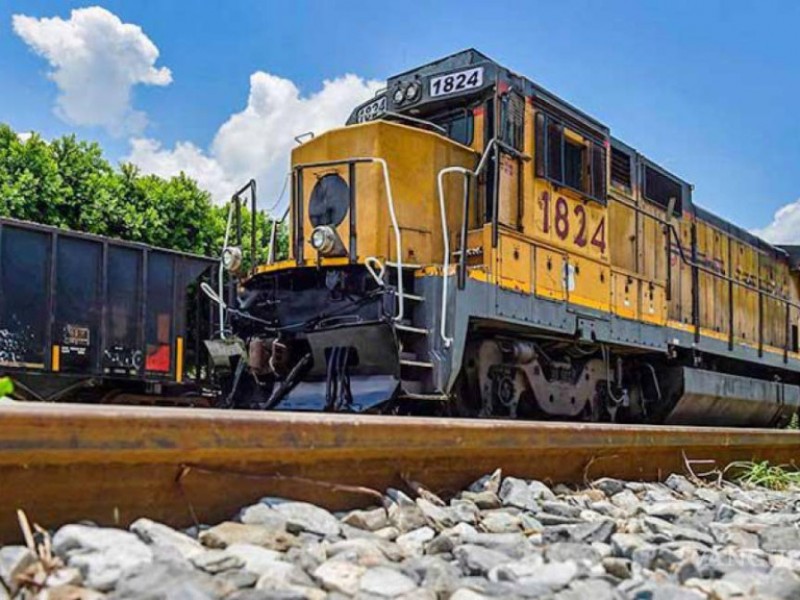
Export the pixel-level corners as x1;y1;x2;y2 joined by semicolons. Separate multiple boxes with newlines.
0;401;798;543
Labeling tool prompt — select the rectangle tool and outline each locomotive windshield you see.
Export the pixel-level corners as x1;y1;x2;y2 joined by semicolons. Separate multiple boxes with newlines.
347;86;479;148
422;107;474;146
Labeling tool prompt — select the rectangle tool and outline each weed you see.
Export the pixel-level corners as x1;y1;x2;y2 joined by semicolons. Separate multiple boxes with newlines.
725;460;800;491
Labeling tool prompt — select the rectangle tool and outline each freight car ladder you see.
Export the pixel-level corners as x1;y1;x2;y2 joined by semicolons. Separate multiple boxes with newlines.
385;261;448;402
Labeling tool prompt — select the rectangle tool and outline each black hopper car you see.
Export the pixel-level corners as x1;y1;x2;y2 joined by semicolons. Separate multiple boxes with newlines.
0;218;217;404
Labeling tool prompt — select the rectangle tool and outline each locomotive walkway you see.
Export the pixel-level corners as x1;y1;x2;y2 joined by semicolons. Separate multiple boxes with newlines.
0;402;798;543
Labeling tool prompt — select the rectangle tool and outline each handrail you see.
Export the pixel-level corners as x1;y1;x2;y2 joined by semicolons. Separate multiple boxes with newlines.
475;139;497;177
380;112;447;135
372;157;405;321
266;205;290;265
435;138;504;347
218;179;257;338
609;195;800;311
664;225;796;307
218;201;236;339
610;193;796;358
437;167;471;347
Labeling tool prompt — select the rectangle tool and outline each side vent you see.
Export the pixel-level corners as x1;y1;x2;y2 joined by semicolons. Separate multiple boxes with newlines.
611;147;632;191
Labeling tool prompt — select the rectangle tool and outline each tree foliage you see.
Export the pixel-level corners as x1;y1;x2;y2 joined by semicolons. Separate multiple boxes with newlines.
0;123;287;260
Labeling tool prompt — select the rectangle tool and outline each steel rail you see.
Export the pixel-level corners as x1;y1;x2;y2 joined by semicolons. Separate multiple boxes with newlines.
0;402;798;543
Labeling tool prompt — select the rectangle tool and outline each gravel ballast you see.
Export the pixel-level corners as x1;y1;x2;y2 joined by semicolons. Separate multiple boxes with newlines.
4;471;800;599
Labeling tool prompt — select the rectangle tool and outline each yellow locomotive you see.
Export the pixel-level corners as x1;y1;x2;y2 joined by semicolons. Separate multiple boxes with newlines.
216;49;800;426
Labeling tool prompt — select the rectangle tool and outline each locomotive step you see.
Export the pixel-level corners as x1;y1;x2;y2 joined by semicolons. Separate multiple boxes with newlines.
395;291;424;302
395;323;429;335
386;261;424;270
398;391;449;401
399;358;434;369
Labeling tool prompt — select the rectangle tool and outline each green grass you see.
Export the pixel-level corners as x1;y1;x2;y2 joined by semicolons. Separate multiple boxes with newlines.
725;460;800;491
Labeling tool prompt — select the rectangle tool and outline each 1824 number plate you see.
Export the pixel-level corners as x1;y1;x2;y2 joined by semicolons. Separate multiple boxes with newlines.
429;67;484;98
355;95;387;123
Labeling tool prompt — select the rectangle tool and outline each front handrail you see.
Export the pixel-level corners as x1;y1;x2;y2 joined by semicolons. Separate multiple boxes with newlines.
372;157;405;322
218;200;236;339
266;205;290;265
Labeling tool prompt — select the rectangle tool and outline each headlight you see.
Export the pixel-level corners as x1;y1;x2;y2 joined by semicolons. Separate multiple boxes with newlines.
393;87;405;104
405;82;420;101
310;226;337;255
221;246;243;272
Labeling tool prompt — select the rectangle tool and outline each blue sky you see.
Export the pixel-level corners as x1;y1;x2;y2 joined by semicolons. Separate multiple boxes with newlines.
2;1;799;240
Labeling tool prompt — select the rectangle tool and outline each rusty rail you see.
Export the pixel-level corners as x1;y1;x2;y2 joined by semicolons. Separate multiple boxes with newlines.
0;402;799;543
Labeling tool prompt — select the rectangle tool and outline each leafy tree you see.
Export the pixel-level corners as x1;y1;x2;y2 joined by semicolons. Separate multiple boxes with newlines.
0;123;289;261
50;134;118;233
0;126;64;225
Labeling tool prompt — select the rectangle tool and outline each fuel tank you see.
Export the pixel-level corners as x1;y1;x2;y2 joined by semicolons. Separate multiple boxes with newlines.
665;367;799;427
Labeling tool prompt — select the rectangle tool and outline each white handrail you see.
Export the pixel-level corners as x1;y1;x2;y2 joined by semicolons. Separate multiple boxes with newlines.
218;200;235;339
437;167;471;347
357;157;404;321
475;138;498;178
372;158;404;321
365;256;386;286
436;139;499;347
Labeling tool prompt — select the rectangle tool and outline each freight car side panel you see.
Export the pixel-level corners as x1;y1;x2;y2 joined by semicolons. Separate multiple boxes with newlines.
105;246;143;376
0;226;50;369
55;237;102;373
0;219;214;388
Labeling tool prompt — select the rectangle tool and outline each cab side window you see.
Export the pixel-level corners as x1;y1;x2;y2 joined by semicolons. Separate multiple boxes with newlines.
563;138;585;190
535;111;606;203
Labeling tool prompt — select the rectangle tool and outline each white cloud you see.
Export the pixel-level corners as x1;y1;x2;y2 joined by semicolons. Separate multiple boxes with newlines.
12;6;171;135
13;5;380;206
127;138;237;203
752;199;800;244
127;71;381;206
